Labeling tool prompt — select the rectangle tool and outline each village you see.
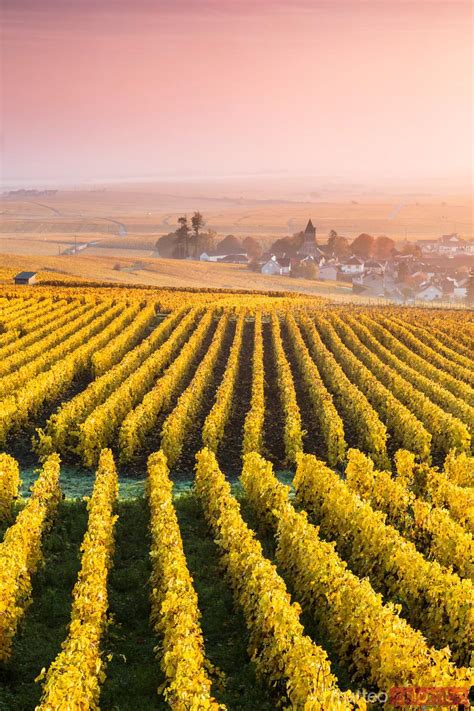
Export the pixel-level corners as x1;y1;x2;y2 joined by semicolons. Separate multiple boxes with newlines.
5;207;473;303
194;220;474;304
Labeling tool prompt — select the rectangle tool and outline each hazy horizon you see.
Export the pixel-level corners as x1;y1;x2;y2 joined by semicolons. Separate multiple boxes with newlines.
2;0;473;188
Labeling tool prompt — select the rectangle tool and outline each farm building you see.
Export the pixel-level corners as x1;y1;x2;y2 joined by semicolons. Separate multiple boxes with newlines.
199;250;247;262
14;271;38;285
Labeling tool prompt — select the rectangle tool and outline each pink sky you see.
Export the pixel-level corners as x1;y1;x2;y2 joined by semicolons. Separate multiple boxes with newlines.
1;0;473;185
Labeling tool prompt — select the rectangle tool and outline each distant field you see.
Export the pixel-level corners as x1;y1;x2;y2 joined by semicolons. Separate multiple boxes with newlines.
0;236;71;256
1;184;472;243
84;245;157;259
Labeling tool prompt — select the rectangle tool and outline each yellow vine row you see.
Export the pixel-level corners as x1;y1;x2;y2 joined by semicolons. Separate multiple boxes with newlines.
78;307;202;466
425;321;474;361
0;298;80;360
0;296;57;332
146;451;222;710
202;310;246;452
376;314;474;392
351;314;474;430
0;330;19;350
0;304;144;447
389;315;474;370
194;448;364;710
36;449;118;710
242;310;265;457
0;453;20;521
0;454;61;661
37;306;187;456
117;308;215;465
284;312;346;467
269;311;303;464
240;451;472;689
0;300;116;394
299;313;390;469
329;313;471;456
425;469;474;535
345;449;474;580
443;450;474;487
91;301;156;377
161;313;230;467
0;296;36;321
315;313;432;460
392;451;474;536
294;453;474;666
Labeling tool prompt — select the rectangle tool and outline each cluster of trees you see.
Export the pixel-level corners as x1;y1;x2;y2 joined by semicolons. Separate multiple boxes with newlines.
216;234;262;259
155;213;262;260
326;231;398;260
269;232;305;257
155;212;214;259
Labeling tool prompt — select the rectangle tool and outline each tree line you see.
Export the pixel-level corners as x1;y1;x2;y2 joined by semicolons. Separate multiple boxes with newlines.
156;213;421;263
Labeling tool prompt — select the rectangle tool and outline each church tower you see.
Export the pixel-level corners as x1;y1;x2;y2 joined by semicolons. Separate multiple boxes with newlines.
299;219;317;256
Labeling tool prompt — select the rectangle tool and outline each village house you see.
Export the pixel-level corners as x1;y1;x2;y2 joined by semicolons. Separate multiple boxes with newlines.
352;274;384;297
414;283;443;301
259;255;294;276
340;256;365;275
363;260;386;276
318;264;339;281
261;256;282;276
352;271;397;297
